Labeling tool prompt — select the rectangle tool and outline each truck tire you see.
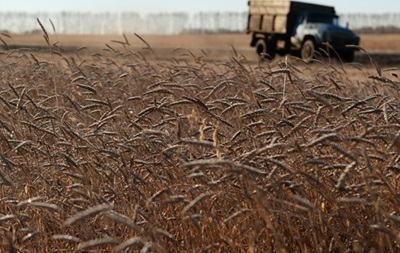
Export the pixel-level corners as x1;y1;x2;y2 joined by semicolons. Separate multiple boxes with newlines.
301;39;315;62
255;39;276;59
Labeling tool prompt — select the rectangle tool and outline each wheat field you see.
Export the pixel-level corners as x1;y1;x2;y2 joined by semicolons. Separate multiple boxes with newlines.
0;29;399;252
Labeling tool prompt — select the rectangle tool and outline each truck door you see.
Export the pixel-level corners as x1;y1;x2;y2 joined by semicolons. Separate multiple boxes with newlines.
291;13;306;49
292;14;305;36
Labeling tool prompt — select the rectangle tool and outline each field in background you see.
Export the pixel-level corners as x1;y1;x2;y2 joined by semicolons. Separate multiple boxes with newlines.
6;33;400;50
5;33;400;65
1;12;399;35
0;32;399;252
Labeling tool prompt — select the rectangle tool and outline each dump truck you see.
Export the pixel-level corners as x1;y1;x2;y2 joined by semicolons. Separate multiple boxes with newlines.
247;0;360;62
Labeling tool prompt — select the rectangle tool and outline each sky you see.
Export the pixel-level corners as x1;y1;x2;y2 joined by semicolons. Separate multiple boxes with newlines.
0;0;398;14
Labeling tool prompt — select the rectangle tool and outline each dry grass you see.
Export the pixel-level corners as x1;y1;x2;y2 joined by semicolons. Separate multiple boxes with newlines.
0;32;398;252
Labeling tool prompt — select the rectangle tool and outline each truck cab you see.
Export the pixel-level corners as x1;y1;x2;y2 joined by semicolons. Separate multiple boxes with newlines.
247;0;360;62
291;11;360;61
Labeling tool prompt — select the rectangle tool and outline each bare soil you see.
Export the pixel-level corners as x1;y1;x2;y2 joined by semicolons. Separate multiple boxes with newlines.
7;33;400;51
4;33;400;65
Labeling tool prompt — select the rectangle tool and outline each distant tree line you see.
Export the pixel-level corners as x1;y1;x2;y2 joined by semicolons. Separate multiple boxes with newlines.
0;12;399;35
353;26;400;34
339;13;400;34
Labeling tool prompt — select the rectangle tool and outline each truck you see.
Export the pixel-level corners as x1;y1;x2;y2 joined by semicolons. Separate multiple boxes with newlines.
247;0;360;62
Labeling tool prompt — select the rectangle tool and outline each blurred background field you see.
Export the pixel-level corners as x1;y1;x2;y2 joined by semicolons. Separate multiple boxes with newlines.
2;0;400;64
4;33;400;65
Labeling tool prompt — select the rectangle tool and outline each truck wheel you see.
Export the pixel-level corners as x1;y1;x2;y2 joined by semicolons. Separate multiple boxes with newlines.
301;39;315;62
255;39;276;59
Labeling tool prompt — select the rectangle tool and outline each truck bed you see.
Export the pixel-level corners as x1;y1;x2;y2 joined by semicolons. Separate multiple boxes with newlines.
247;0;335;34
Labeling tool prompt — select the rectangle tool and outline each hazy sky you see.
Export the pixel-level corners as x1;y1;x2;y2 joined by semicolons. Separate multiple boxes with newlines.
1;0;398;14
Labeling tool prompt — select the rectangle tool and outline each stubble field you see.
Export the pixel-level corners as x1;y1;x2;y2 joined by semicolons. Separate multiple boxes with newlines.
0;31;399;252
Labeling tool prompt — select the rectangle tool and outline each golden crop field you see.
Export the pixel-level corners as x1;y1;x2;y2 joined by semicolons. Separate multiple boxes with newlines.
0;30;399;252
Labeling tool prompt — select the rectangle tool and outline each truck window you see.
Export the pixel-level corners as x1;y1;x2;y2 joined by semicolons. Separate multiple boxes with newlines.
292;14;305;35
307;13;338;25
297;14;305;24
